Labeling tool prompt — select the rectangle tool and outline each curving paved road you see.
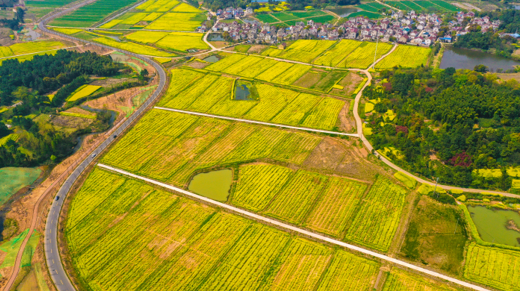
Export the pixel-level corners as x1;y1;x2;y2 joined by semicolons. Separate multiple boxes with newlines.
155;107;360;137
3;1;168;290
354;44;520;198
97;163;491;291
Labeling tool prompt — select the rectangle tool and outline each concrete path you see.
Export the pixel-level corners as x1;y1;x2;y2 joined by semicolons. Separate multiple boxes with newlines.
154;107;360;137
97;163;491;291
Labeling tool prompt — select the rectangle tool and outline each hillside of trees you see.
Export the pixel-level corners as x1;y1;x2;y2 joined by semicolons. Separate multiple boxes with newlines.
0;50;124;168
203;0;359;11
363;66;520;191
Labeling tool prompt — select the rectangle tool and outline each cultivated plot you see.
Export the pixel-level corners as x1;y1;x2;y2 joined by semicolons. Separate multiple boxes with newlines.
158;68;345;131
376;45;431;69
66;168;382;291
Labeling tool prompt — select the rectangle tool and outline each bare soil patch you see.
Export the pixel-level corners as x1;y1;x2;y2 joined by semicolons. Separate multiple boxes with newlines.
210;41;232;48
293;71;321;88
303;137;348;172
188;60;210;69
248;45;268;54
90;77;133;87
337;102;355;132
496;72;520;81
51;115;93;131
337;72;363;96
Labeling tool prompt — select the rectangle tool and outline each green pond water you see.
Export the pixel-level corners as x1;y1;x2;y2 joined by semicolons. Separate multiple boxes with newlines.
468;206;520;247
188;169;232;202
0;167;41;206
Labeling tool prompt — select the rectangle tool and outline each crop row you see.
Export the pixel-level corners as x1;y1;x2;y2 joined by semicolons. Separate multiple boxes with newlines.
206;54;312;88
123;31;208;52
50;0;137;27
145;12;205;31
67;168;382;291
102;110;323;186
232;163;376;239
383;269;457;290
345;176;407;252
232;163;294;211
160;69;345;130
137;0;180;12
262;39;337;63
376;45;431;69
94;37;175;57
313;39;363;67
464;243;520;291
243;39;397;69
340;42;393;69
264;170;330;224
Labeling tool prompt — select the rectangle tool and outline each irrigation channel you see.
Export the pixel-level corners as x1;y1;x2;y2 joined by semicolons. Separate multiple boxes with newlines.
5;0;519;290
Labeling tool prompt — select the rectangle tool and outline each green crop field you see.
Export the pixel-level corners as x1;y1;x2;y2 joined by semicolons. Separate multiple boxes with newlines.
158;68;345;130
376;45;431;69
66;168;382;291
25;0;76;7
401;1;424;11
357;4;380;12
255;10;332;25
431;0;460;11
348;11;381;19
256;13;280;23
464;243;520;291
50;0;139;27
345;176;408;252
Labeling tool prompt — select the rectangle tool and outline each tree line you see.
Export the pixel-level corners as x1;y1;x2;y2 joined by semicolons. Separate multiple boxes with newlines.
0;50;124;168
364;66;520;191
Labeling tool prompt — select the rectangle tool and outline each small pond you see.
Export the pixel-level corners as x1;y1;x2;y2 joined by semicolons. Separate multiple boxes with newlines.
203;55;220;63
468;206;520;247
440;46;520;71
207;33;224;41
328;7;359;17
188;169;232;202
235;84;252;100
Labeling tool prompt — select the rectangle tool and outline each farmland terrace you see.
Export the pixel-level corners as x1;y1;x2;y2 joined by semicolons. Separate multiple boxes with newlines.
3;0;520;291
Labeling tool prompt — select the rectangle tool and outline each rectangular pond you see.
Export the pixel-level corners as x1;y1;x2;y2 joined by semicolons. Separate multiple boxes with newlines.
468;205;520;247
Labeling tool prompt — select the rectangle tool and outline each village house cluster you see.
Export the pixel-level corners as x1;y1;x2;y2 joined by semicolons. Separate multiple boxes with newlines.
202;8;500;47
442;11;501;41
